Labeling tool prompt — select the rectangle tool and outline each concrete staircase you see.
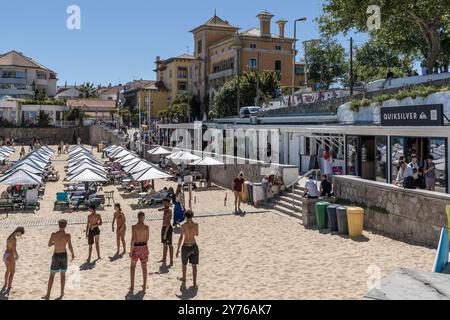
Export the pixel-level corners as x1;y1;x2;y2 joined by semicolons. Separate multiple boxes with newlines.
270;184;305;223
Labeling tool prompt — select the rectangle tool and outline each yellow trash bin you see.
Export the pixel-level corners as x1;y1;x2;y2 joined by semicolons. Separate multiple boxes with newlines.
98;143;104;153
242;182;249;203
347;207;365;237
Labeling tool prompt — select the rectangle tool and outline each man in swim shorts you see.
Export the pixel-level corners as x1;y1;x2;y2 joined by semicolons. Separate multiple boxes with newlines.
43;220;75;300
176;210;199;288
130;212;149;293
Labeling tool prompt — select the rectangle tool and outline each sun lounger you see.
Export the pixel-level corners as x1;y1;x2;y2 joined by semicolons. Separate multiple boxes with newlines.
54;192;70;209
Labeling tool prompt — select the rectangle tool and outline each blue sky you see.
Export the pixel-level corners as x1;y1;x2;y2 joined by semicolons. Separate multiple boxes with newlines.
0;0;368;86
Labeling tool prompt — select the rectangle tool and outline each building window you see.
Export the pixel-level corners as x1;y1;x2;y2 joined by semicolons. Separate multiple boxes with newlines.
249;58;257;70
2;71;26;79
177;82;188;91
169;70;172;79
212;58;235;74
197;39;203;54
250;43;257;49
37;72;47;80
275;45;282;51
295;65;305;75
177;67;188;79
275;60;282;72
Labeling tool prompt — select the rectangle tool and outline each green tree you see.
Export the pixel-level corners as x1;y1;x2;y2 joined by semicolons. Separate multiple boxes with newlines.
353;38;415;83
209;70;281;118
66;107;85;124
37;111;52;127
80;82;98;98
318;0;450;73
305;38;348;89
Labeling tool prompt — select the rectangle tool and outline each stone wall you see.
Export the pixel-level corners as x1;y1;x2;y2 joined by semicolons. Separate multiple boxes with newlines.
261;76;450;117
0;126;89;145
197;163;298;189
88;125;123;147
334;175;449;247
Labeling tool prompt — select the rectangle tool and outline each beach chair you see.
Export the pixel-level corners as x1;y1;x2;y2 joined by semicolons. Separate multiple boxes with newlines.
54;192;70;209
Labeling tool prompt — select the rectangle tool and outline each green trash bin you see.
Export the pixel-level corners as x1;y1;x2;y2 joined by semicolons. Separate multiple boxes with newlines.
315;202;331;229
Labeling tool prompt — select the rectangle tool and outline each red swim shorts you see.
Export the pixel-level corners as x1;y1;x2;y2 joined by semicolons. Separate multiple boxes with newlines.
131;245;149;264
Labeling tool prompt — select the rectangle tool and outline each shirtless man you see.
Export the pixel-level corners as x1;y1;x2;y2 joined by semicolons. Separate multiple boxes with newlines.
2;227;25;294
130;212;149;293
158;198;173;267
112;203;126;255
43;220;74;300
86;205;102;263
176;210;199;288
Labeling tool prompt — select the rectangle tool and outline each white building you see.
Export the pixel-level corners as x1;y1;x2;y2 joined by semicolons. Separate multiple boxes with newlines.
55;87;83;100
0;50;58;99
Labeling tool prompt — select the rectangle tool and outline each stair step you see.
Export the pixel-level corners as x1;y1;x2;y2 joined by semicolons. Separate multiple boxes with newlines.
272;204;303;220
276;199;303;211
279;194;304;203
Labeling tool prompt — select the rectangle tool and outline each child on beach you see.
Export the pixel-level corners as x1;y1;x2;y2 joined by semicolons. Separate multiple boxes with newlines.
2;227;25;294
158;198;174;267
86;205;102;263
112;204;126;255
43;220;74;300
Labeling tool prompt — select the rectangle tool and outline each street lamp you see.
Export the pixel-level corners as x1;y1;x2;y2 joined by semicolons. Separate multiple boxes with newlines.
292;17;307;106
231;35;243;116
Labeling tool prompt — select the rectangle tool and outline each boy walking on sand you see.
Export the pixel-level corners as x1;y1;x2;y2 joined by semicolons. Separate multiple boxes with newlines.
43;220;75;300
176;210;199;288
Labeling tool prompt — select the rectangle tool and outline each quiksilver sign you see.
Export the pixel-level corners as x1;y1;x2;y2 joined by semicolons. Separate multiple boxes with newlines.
380;104;444;127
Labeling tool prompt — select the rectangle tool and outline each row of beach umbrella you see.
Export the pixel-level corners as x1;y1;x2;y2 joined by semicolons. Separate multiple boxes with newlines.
104;145;171;181
0;146;53;185
66;146;108;182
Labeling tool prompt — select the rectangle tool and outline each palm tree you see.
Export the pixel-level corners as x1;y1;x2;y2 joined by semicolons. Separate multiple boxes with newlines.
80;82;97;98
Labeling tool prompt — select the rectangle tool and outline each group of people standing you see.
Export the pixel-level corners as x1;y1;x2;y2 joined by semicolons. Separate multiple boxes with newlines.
395;154;437;191
2;202;199;299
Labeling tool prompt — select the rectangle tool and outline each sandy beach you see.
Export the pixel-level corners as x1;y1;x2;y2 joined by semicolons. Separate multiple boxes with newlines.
0;146;436;300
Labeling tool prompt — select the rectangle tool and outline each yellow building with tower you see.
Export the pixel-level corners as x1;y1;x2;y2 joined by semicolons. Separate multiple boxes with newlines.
155;54;194;104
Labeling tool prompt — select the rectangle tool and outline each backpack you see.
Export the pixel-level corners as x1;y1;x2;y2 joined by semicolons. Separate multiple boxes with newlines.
403;176;415;189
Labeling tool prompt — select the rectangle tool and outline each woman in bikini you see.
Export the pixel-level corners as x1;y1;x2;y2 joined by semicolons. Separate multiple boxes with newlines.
2;227;25;293
112;204;126;255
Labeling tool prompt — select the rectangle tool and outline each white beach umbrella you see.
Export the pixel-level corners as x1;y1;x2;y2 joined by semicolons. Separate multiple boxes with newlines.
0;169;42;185
166;150;183;159
67;168;108;182
123;160;154;174
117;154;138;165
147;146;171;155
0;148;14;155
1;146;15;153
68;158;100;168
13;158;46;169
68;155;98;164
68;162;104;175
104;145;120;152
68;149;89;157
107;146;124;155
111;149;130;159
120;157;140;167
13;163;45;175
20;157;47;169
68;166;105;178
190;156;224;166
131;167;172;182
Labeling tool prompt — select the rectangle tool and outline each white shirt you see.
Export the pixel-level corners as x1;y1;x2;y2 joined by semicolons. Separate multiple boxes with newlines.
396;167;410;183
305;180;320;197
